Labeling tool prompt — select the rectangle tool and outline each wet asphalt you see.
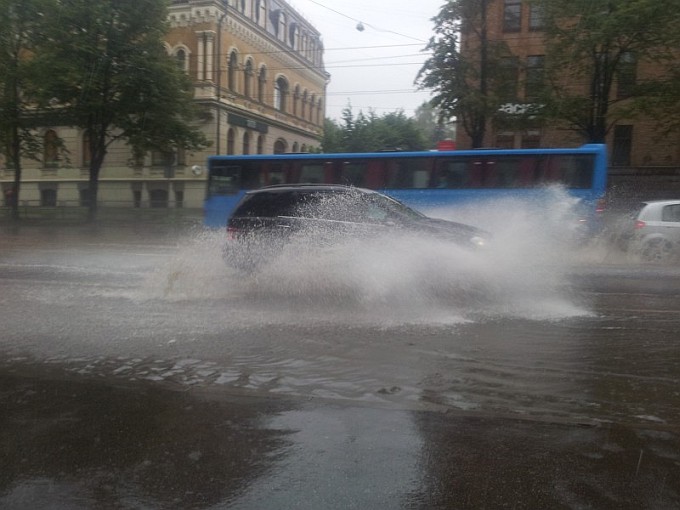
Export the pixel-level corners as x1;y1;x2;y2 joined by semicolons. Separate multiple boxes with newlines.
1;222;679;509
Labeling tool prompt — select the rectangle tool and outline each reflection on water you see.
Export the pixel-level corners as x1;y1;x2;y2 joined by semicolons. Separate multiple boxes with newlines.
0;369;292;509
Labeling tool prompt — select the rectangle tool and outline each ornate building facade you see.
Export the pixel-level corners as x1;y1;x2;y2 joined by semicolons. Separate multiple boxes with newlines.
1;0;329;210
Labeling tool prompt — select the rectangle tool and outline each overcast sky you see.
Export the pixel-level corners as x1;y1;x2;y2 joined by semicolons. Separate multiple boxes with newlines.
288;0;445;121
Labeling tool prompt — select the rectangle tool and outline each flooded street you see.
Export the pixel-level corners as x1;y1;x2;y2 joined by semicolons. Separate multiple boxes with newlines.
1;223;679;508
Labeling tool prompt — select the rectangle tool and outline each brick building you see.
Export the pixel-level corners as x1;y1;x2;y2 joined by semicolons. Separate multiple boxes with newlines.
456;0;680;202
0;0;329;210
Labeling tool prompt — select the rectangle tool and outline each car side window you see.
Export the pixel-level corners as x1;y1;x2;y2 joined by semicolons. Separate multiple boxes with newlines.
661;204;680;222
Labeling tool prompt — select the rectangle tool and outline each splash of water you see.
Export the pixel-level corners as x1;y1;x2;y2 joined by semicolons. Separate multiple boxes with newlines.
144;187;593;324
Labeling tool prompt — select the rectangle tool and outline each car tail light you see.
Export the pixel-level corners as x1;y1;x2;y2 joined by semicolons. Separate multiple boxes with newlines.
226;226;240;239
634;220;646;229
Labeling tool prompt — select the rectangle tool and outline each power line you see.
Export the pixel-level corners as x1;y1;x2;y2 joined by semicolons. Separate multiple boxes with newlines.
301;0;429;43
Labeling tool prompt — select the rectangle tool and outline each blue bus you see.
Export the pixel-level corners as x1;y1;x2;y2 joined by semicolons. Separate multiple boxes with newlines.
204;144;607;228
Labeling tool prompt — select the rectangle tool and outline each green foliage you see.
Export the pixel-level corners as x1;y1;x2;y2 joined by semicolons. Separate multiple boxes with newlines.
532;0;680;142
417;0;514;147
0;0;51;217
321;107;427;153
30;0;209;218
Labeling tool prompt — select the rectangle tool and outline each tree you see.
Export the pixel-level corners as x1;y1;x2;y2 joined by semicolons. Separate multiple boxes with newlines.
417;0;511;147
533;0;680;142
413;101;457;147
33;0;209;219
0;0;47;219
321;107;427;153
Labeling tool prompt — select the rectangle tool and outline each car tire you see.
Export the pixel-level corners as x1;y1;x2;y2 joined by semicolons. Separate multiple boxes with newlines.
639;238;674;264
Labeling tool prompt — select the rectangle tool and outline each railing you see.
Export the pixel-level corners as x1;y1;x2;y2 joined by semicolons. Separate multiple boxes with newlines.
0;200;203;223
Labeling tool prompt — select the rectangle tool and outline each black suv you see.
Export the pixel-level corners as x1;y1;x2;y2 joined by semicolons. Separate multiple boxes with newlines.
223;184;489;272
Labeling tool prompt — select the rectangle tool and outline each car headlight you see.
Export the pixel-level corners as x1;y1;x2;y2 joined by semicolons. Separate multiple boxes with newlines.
470;236;487;248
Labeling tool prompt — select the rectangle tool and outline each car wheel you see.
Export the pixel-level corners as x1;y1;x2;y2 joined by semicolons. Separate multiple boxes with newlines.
639;238;674;263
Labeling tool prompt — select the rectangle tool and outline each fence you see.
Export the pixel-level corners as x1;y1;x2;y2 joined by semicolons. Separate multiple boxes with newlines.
0;199;203;224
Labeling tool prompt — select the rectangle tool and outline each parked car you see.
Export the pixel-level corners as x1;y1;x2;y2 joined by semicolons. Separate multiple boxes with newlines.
618;200;680;263
223;184;490;272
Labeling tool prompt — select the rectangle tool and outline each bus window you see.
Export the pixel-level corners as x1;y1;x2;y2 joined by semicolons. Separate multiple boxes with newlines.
364;160;388;189
491;157;522;188
267;163;288;185
208;165;241;195
562;155;594;189
435;160;468;188
341;161;366;186
388;158;431;189
300;163;325;183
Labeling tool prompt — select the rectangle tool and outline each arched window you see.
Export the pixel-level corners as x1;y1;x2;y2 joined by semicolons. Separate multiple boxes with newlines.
293;85;300;116
256;0;267;28
43;130;59;168
310;94;316;122
228;50;238;92
274;76;288;112
244;59;253;98
257;135;264;154
258;65;266;103
301;90;307;118
316;99;323;125
273;139;286;154
292;142;299;152
227;128;235;155
242;132;251;155
278;12;287;42
289;22;298;48
175;48;188;72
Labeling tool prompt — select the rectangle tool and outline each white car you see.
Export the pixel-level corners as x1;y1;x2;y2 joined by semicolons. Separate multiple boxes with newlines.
624;200;680;262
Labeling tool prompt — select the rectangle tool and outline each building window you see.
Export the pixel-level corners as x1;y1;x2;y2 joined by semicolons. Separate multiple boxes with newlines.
310;94;316;122
256;0;267;28
293;85;300;116
227;128;235;155
316;100;323;125
611;125;633;166
79;188;90;207
525;55;544;101
289;22;298;48
149;189;168;208
274;139;286;154
498;57;519;101
257;135;264;154
528;3;544;31
244;59;253;97
41;188;57;206
228;51;238;92
175;48;188;72
243;132;251;155
175;190;184;208
617;52;637;99
274;76;289;112
82;131;91;168
43;130;59;168
258;65;266;103
292;142;299;152
503;0;521;33
278;11;287;42
495;132;515;149
301;90;307;118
